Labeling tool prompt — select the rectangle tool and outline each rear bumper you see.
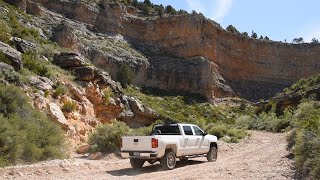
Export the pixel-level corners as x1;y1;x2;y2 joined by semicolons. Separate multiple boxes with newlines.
120;151;158;159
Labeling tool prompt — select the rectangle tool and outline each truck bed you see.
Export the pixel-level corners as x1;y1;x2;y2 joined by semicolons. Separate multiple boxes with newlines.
122;136;154;152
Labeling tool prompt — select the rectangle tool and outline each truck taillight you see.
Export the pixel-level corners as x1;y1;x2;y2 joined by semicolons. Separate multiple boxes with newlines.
120;138;123;149
151;138;158;148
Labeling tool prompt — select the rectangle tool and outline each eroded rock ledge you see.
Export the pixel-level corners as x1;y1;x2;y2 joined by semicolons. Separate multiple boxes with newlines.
6;0;320;101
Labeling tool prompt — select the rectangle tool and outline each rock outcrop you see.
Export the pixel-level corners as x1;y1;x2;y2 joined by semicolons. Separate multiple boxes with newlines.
26;0;42;15
85;82;123;123
25;0;320;101
0;41;22;71
119;96;158;127
53;52;87;69
29;76;53;90
0;62;14;71
53;52;123;92
52;21;78;49
11;37;36;53
49;102;70;130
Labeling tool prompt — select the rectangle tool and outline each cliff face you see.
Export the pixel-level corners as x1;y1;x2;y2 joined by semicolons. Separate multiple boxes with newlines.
17;0;320;101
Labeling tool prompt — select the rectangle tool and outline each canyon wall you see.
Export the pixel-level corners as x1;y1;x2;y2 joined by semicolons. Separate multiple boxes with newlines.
18;0;320;101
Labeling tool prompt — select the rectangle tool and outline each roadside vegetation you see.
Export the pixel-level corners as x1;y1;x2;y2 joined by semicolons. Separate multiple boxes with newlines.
234;74;320;179
0;85;66;167
0;0;73;167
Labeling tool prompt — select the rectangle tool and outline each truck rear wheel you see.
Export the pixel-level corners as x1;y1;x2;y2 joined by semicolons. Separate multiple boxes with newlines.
207;146;217;162
130;159;145;169
161;151;176;170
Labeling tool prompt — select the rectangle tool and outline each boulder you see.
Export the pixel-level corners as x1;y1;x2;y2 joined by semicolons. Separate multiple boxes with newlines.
34;95;49;111
65;83;96;117
0;41;22;71
53;51;123;94
26;1;42;15
85;82;123;123
88;152;103;160
52;21;78;49
0;62;14;71
80;98;95;116
29;76;53;90
118;96;158;127
126;96;158;119
118;110;134;121
74;66;96;81
11;37;36;53
49;102;70;130
53;52;87;69
65;83;84;101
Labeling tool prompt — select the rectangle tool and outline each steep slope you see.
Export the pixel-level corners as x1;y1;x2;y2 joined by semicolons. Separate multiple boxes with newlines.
10;0;320;101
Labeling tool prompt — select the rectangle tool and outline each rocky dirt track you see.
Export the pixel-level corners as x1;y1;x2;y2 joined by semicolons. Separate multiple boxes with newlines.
0;131;294;180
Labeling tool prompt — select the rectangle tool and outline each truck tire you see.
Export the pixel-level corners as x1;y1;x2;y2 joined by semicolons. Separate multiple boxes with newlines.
130;159;145;169
161;151;176;170
207;146;217;162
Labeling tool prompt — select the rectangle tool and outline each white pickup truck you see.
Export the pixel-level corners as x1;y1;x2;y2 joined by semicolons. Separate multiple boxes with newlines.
120;123;218;170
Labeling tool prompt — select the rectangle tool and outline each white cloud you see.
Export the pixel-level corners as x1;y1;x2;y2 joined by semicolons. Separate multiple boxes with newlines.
185;0;233;22
212;0;233;22
299;24;320;42
304;30;320;42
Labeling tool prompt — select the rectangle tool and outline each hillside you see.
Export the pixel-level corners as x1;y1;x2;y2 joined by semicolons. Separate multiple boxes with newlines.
14;0;320;102
0;0;320;179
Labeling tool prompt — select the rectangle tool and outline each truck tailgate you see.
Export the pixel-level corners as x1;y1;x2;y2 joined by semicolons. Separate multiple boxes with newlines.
122;136;153;151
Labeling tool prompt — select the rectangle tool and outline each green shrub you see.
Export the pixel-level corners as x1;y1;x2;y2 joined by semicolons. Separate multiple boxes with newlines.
205;123;247;142
287;101;320;179
235;115;252;129
53;83;68;98
0;52;12;65
237;110;292;133
102;88;114;105
0;85;66;167
0;69;21;84
22;52;49;76
205;124;228;139
283;74;320;95
7;10;40;41
61;101;77;113
0;19;11;43
117;64;134;88
88;121;130;152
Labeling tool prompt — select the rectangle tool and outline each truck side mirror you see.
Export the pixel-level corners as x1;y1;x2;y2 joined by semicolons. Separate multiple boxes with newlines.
203;132;208;136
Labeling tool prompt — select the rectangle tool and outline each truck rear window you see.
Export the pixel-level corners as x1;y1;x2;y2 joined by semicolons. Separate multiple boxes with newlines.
154;125;181;135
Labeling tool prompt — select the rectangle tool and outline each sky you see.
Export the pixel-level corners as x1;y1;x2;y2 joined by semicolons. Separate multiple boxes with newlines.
148;0;320;42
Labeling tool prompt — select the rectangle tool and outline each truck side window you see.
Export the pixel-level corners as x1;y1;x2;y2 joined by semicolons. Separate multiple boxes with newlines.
183;126;193;135
193;126;203;136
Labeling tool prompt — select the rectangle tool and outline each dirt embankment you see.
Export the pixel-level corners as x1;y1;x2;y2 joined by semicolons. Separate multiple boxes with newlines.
0;131;295;180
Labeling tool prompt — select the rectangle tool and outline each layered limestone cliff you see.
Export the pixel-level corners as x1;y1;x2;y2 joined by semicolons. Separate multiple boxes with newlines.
11;0;320;101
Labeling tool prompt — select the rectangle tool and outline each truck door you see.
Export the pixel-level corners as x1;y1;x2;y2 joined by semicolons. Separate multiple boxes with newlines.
182;125;197;155
192;126;209;154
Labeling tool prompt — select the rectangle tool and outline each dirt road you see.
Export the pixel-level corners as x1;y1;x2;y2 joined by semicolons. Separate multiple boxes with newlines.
0;131;294;180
